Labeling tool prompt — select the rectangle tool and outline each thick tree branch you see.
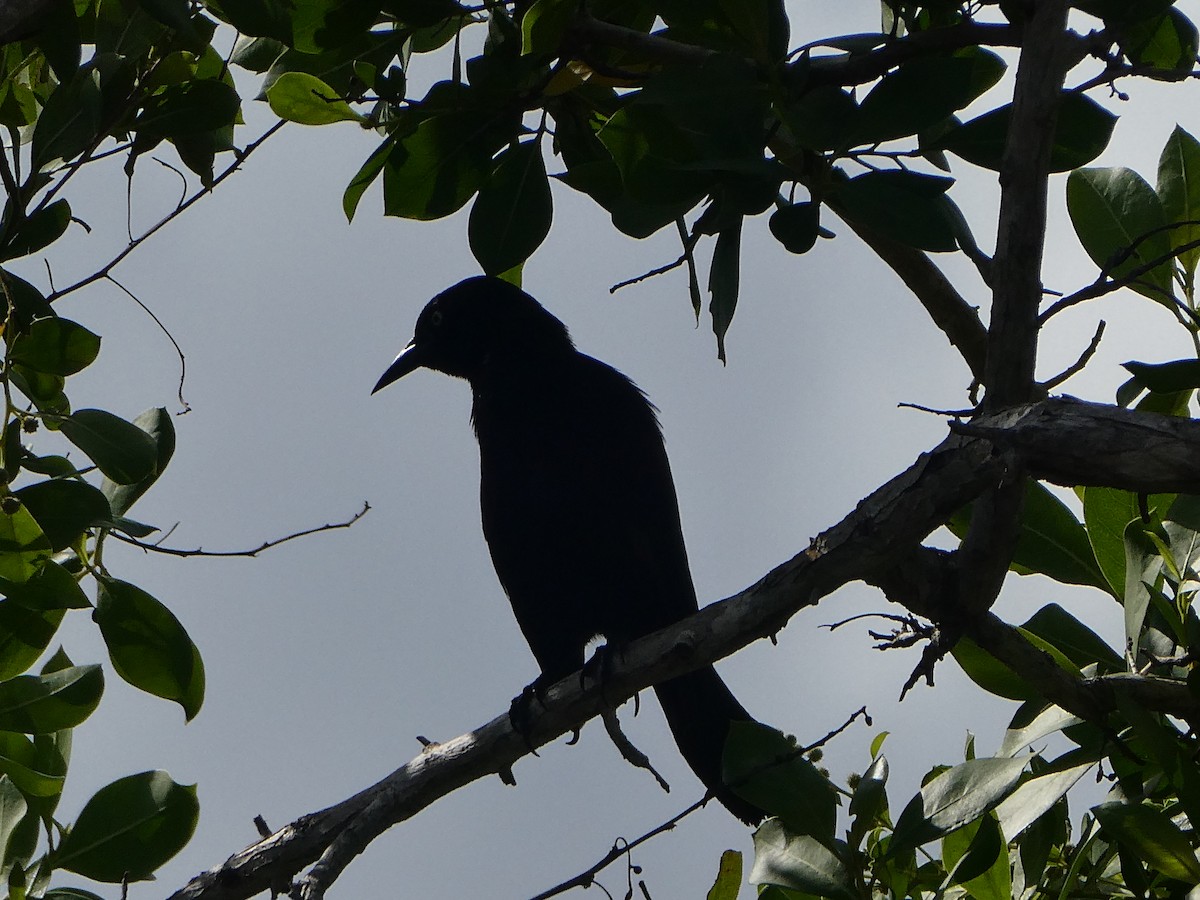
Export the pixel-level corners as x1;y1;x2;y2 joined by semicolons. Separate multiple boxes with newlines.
167;395;1200;899
958;1;1073;639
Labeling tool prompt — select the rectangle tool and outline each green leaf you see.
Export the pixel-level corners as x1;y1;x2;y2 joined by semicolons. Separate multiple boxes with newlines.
1123;520;1163;659
777;85;859;152
1123;358;1200;394
848;754;889;845
54;770;198;882
1120;8;1199;78
1067;166;1176;306
890;756;1029;853
943;814;1009;896
134;80;240;136
468;140;553;275
705;849;742;900
0;603;64;680
266;72;366;125
724;721;837;842
768;202;820;254
1;200;72;262
0;502;54;584
94;579;204;720
1157;125;1200;280
9;316;101;377
833;170;956;252
1082;486;1160;595
749;820;856;900
287;0;380;53
708;219;742;363
33;0;82;80
0;775;28;864
0;666;103;734
1022;603;1123;671
31;68;101;170
14;480;111;551
100;408;175;517
382;86;512;220
343;136;392;222
934;92;1115;172
58;409;159;485
0;731;65;798
998;704;1082;757
854;48;1005;144
995;763;1091;841
521;0;575;56
1093;801;1200;882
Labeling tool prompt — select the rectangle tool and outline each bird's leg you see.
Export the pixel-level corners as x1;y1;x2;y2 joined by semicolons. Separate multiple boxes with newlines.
580;642;639;716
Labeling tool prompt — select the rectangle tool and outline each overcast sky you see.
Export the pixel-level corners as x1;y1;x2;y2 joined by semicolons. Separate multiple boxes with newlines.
14;4;1200;897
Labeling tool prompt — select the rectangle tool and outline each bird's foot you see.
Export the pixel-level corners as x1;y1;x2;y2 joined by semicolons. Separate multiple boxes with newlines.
508;677;550;754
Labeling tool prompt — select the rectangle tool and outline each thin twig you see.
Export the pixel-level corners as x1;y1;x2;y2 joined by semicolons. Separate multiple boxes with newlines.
47;120;288;303
105;275;190;412
1041;319;1105;391
112;501;369;557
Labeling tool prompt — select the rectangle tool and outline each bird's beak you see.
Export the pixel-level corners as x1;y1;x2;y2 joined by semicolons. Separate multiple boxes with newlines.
372;341;424;394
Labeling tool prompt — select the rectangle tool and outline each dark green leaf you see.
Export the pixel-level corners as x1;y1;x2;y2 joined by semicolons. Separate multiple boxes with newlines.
14;480;111;551
777;85;859;152
58;409;159;485
769;202;820;254
708;219;742;363
101;407;175;517
229;35;287;72
890;757;1028;854
382;85;513;220
203;0;293;41
1119;8;1199;78
94;579;204;720
749;819;856;900
952;630;1079;701
0;730;65;798
1067;166;1176;305
9;316;101;377
0;560;89;611
1123;358;1200;393
934;92;1116;172
134;80;240;136
1;200;72;261
1022;604;1122;671
854;48;1005;144
266;72;365;125
0;665;102;733
33;0;82;80
1082;487;1174;596
834;170;956;252
469;139;553;275
54;770;198;882
521;0;575;56
0;603;64;679
43;890;107;900
343;136;392;221
724;721;837;842
287;0;380;53
848;755;888;843
31;68;101;170
1093;801;1200;882
1157;125;1200;280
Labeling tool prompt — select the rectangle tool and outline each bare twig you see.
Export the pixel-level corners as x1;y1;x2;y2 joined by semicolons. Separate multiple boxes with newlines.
112;502;370;558
105;275;190;412
46;120;288;303
1040;319;1105;391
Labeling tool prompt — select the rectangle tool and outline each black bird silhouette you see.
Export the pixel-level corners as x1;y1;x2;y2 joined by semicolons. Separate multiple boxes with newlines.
373;276;763;824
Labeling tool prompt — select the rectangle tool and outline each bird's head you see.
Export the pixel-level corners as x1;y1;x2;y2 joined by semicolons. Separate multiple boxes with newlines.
372;276;573;392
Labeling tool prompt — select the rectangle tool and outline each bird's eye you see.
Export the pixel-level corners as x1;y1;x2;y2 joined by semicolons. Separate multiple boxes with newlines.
429;309;444;327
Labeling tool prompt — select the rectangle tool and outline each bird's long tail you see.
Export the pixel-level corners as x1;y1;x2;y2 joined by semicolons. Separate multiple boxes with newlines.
653;666;765;824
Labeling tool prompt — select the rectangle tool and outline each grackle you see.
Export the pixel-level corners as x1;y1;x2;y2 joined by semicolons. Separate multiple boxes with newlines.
373;276;763;824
